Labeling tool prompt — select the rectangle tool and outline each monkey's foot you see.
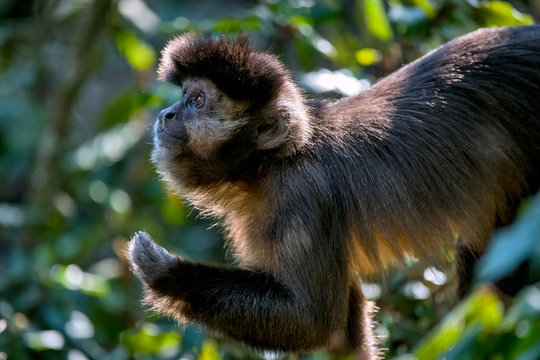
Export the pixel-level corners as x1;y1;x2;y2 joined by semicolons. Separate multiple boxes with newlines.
127;231;178;286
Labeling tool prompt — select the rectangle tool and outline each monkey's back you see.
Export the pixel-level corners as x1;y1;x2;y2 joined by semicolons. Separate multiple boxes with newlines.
313;25;540;273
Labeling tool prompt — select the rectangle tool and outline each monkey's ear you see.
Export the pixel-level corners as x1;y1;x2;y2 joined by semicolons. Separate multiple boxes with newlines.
256;107;295;151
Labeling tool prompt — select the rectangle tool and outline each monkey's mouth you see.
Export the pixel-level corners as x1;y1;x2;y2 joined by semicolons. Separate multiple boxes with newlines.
154;124;188;153
157;127;185;141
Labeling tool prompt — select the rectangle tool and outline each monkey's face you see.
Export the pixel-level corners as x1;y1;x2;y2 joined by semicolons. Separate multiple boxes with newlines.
153;78;249;161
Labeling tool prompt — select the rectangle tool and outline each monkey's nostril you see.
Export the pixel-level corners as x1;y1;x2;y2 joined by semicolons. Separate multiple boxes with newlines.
159;109;177;122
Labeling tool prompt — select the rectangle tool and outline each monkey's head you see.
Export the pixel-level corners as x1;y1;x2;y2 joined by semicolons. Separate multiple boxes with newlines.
152;34;312;190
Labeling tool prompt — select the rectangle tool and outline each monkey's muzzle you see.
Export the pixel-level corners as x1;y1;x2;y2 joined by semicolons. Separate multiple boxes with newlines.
154;103;188;154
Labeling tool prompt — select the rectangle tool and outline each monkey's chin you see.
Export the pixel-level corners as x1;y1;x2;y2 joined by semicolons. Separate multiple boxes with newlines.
153;131;188;158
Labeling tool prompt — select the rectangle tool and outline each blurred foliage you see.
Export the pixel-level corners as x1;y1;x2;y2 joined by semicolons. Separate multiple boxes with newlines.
0;0;538;359
412;196;540;360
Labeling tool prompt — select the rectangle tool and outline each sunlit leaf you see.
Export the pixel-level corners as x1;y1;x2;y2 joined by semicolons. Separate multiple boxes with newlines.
477;1;534;27
199;339;221;360
121;323;181;356
115;30;156;71
49;264;110;296
24;330;65;350
69;119;147;171
355;48;382;66
363;0;393;41
465;289;503;331
414;287;504;359
414;317;461;360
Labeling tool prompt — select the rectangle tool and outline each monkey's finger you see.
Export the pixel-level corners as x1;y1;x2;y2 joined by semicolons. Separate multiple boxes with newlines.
128;231;177;285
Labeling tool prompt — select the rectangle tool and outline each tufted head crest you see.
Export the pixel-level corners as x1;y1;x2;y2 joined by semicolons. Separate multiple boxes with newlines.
158;33;289;107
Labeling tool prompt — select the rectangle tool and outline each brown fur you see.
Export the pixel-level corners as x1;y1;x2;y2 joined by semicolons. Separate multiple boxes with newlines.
128;26;540;358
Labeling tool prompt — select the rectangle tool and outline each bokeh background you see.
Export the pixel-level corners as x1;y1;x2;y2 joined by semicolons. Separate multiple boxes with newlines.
1;0;540;359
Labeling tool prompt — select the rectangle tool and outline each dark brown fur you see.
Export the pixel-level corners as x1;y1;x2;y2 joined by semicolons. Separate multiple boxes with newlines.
128;26;540;358
158;33;287;108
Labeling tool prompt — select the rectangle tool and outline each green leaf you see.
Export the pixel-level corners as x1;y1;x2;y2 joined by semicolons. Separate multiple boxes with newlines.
518;341;540;360
476;195;540;284
443;326;482;360
115;30;156;71
503;286;540;327
414;318;461;360
213;16;261;32
162;195;189;225
102;90;162;127
23;330;65;350
121;323;181;355
412;0;436;19
49;264;111;296
464;288;503;331
355;48;382;66
363;0;393;41
199;339;221;360
478;1;534;27
414;287;504;359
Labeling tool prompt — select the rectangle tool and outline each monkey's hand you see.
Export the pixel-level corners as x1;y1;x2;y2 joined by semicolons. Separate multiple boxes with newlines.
127;231;179;287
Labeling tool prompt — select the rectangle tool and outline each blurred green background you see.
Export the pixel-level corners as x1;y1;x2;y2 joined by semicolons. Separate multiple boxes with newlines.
1;0;539;359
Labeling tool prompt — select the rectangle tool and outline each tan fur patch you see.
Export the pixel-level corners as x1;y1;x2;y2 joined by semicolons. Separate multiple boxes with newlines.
182;78;250;159
257;81;313;156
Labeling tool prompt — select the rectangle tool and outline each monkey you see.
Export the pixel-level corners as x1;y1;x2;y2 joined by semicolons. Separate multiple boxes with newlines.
127;26;540;359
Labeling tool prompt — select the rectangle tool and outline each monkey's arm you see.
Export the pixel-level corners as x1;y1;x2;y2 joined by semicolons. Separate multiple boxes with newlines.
128;231;343;352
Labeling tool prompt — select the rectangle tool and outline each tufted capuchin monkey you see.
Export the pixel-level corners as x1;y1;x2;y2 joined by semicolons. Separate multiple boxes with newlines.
127;26;540;358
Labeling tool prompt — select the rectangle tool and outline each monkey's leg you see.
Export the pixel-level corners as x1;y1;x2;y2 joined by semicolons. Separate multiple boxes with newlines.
344;283;380;360
455;238;530;297
128;231;349;353
455;239;478;298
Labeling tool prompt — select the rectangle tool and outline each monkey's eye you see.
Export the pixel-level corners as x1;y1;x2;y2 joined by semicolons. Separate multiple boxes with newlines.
191;94;205;109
